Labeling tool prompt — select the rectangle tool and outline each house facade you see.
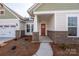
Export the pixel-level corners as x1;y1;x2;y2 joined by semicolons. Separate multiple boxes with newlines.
28;3;79;44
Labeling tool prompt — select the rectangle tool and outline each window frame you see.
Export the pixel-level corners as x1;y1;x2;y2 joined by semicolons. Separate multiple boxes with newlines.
26;24;30;33
25;23;34;35
0;10;5;16
68;16;78;37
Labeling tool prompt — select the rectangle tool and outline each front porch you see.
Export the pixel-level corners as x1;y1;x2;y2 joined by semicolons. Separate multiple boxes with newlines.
33;14;55;42
39;36;53;42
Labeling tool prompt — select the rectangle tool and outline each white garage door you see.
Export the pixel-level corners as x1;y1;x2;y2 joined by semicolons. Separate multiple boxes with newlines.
0;25;16;37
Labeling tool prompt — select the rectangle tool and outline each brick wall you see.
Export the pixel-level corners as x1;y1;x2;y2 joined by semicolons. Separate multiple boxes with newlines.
50;43;79;56
16;30;21;38
48;31;79;44
32;32;39;41
20;30;25;37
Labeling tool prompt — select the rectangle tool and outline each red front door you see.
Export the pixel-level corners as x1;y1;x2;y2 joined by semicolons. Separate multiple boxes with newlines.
41;24;46;36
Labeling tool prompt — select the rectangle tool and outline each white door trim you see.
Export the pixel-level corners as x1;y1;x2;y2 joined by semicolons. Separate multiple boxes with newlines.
40;22;47;36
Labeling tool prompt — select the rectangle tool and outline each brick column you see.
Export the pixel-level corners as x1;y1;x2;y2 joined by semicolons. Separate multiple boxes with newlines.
16;30;21;39
21;30;25;37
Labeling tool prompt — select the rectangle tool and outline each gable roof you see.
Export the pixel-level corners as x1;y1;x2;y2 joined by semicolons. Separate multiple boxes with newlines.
0;3;24;20
28;3;79;16
27;3;42;16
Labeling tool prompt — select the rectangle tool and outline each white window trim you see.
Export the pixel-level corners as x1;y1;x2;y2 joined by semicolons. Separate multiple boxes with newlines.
67;15;78;37
34;10;79;15
25;23;33;35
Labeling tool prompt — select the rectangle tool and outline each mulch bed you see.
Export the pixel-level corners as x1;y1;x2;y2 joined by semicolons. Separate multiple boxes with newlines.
0;37;40;56
50;43;79;56
50;43;65;56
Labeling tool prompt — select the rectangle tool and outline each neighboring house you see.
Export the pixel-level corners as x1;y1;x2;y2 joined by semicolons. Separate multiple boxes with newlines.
27;3;79;44
0;3;34;41
0;3;23;39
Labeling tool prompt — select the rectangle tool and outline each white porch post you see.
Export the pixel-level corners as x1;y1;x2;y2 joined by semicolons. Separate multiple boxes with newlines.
32;15;39;41
34;15;38;32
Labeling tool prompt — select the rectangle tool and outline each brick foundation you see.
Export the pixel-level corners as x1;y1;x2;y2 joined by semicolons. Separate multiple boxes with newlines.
20;30;25;37
16;30;21;38
32;32;39;41
47;31;55;41
48;31;79;56
47;31;79;44
16;30;26;38
67;37;79;44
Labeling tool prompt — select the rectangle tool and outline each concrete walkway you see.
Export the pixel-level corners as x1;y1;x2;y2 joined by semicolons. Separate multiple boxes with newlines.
33;43;53;56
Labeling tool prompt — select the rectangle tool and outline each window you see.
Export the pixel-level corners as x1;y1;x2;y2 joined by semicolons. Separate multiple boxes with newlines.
27;24;30;32
26;24;33;33
68;17;77;36
0;11;4;14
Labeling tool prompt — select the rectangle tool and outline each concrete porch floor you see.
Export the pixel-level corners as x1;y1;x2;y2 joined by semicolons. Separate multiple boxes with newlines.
39;36;53;43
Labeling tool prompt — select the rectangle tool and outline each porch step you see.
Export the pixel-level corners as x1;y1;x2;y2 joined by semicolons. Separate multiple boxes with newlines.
32;36;53;43
32;41;53;43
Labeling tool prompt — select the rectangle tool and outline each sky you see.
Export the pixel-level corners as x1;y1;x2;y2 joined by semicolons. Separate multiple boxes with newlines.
5;3;34;17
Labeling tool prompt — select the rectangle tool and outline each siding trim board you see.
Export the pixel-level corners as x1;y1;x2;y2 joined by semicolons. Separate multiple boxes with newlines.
34;10;79;15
